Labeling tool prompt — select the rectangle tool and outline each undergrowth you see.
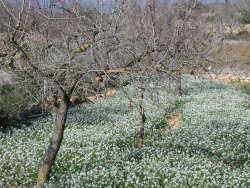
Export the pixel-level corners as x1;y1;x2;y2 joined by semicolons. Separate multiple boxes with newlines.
0;75;249;187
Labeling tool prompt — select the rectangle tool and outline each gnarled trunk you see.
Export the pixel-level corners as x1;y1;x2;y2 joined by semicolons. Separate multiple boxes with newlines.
37;96;69;185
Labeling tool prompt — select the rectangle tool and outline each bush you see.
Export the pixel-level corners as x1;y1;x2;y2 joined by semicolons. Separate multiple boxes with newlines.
240;10;250;24
0;84;29;129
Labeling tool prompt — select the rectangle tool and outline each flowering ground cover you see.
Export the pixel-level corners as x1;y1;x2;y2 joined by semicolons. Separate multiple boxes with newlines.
0;75;249;187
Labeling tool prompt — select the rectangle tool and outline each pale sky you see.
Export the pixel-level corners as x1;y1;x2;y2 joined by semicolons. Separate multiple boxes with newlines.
30;0;233;12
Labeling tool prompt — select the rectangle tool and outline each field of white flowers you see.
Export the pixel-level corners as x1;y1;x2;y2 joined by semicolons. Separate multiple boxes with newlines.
0;75;249;187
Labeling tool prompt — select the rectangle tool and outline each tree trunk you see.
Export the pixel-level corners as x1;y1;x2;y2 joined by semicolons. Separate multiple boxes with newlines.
176;70;183;96
135;91;146;148
37;96;70;185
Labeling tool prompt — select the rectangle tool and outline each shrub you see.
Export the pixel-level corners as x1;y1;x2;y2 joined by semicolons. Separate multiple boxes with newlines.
0;84;29;130
240;10;250;24
239;0;250;24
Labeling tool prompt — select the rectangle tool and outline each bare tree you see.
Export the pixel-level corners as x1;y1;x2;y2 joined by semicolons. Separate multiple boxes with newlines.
110;0;220;146
1;0;118;184
0;0;220;185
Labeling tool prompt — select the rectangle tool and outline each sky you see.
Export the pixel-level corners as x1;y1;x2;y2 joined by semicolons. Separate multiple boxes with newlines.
35;0;228;9
36;0;228;6
27;0;232;12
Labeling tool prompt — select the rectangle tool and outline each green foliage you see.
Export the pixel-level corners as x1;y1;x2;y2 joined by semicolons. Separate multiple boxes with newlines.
240;10;250;24
165;98;186;117
150;117;169;130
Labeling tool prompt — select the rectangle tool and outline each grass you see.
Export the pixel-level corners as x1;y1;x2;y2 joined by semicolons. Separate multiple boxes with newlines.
235;81;250;110
0;75;249;187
